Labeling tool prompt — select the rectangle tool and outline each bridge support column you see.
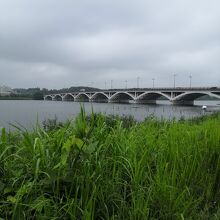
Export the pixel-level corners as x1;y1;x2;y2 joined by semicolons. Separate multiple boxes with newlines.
172;100;194;105
90;99;108;103
109;100;130;104
135;100;156;104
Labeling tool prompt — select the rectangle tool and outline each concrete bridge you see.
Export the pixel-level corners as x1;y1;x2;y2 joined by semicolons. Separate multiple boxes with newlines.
44;87;220;105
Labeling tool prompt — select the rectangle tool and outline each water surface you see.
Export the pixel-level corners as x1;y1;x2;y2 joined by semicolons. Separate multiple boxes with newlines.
0;100;220;129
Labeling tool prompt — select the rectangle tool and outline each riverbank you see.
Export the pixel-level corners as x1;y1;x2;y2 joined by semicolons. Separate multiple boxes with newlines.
1;111;220;219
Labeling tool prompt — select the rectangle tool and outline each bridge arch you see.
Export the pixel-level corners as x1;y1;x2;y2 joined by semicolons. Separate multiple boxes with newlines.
75;93;90;102
172;91;220;105
63;93;75;101
173;92;214;101
44;95;53;101
53;94;63;101
109;92;135;103
136;92;171;104
91;92;109;102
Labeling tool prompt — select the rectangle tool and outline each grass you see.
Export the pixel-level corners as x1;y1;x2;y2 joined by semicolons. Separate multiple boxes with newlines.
1;108;220;219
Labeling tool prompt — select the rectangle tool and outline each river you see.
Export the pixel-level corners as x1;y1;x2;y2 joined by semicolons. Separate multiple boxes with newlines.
0;100;220;129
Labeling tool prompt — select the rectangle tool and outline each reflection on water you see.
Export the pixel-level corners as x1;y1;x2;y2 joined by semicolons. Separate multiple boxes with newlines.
0;100;220;129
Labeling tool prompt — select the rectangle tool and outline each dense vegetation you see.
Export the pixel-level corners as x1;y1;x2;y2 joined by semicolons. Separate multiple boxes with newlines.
1;110;220;219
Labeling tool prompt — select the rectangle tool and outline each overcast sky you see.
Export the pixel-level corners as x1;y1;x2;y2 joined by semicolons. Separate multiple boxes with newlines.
0;0;220;89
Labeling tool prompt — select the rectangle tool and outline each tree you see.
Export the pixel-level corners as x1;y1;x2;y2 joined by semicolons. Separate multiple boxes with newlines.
33;91;44;100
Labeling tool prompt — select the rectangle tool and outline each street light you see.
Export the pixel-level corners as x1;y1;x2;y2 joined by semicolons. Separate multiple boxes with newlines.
189;75;192;88
152;78;155;88
105;81;107;90
111;80;113;90
125;80;127;89
173;74;177;88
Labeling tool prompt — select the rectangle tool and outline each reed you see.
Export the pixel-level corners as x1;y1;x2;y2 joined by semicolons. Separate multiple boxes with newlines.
0;110;220;219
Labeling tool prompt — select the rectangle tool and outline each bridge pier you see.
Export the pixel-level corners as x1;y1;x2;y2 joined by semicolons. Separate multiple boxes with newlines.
172;100;194;106
90;99;108;103
135;100;156;104
109;99;130;104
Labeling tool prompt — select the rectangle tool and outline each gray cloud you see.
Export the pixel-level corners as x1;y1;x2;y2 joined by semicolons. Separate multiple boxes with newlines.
0;0;220;89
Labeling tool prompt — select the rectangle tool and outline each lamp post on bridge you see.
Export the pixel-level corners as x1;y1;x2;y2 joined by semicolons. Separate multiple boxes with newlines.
189;75;192;88
125;80;127;89
111;80;113;90
173;74;177;88
152;78;155;88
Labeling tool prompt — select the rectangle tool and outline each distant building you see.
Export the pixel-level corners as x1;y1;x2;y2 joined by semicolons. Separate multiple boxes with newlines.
0;86;13;96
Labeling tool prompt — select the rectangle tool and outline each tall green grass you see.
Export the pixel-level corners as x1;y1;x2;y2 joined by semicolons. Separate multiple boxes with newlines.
1;109;220;219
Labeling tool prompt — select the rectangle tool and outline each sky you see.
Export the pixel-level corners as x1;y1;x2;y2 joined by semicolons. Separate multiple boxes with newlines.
0;0;220;89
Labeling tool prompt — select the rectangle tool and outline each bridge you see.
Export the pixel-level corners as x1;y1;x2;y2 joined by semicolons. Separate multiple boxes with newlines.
44;87;220;105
